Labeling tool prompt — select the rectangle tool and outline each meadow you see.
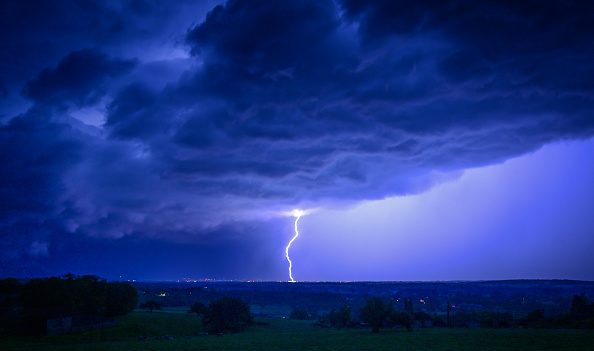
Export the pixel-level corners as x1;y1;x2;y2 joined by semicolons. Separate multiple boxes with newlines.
2;309;594;351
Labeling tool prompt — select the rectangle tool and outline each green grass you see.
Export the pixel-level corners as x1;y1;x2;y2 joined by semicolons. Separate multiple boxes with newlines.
2;311;594;351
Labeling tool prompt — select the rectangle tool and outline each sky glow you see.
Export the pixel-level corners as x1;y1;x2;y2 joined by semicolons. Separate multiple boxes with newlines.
1;0;593;280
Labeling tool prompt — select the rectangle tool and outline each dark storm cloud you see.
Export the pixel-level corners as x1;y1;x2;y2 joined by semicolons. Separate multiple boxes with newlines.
151;0;594;204
23;49;136;107
0;109;84;261
1;0;594;275
0;0;219;99
105;83;163;139
0;110;83;221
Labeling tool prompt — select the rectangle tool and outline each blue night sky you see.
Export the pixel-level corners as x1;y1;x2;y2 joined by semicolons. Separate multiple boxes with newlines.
1;0;593;281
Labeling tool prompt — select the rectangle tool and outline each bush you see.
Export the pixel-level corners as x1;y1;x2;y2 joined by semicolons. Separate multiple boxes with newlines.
202;298;253;334
319;305;351;327
360;297;393;333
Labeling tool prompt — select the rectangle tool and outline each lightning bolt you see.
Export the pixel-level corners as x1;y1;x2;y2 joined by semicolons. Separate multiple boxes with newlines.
285;209;304;283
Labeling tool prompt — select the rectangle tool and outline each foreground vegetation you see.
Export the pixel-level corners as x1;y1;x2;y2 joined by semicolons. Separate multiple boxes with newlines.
1;276;137;335
2;310;594;351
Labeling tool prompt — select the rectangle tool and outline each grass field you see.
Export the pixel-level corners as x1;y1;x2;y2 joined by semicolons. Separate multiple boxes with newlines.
3;310;594;351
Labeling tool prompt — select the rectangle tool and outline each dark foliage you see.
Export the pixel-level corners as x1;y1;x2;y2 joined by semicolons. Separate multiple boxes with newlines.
105;282;138;317
0;278;21;294
558;295;594;328
202;297;253;334
360;297;393;333
139;300;162;312
571;294;592;315
20;275;137;334
515;295;594;329
390;311;413;331
0;278;21;308
404;298;414;314
319;305;352;327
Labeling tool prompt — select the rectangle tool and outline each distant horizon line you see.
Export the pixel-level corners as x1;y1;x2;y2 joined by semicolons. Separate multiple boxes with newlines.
132;278;594;284
3;275;593;283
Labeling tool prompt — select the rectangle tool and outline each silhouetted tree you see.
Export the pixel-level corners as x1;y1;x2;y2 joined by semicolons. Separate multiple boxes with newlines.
360;297;393;333
105;282;138;317
20;275;137;334
202;298;253;334
70;275;108;315
324;305;351;327
140;300;162;312
21;277;77;334
571;294;590;315
404;298;414;314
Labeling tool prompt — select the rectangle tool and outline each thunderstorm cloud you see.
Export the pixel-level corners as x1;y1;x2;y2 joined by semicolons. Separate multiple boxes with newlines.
1;0;593;277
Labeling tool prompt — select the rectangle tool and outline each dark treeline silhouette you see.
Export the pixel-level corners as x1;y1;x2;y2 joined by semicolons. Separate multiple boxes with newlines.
134;280;594;322
516;294;594;329
195;297;253;334
187;298;254;334
319;305;353;328
4;278;594;337
307;294;594;333
0;275;137;335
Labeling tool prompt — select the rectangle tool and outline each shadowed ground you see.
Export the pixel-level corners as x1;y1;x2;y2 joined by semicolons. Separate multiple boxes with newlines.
3;310;594;351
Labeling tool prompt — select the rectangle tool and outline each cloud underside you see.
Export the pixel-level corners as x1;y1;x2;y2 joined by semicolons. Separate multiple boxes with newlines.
1;0;594;250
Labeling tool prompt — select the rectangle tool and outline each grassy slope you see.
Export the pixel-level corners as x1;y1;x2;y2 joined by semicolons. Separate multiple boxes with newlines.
3;310;594;351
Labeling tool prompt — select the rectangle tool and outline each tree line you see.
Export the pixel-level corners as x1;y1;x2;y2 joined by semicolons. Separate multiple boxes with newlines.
291;294;594;333
0;275;137;334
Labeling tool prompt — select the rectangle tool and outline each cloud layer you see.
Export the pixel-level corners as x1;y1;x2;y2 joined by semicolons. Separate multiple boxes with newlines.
1;0;593;268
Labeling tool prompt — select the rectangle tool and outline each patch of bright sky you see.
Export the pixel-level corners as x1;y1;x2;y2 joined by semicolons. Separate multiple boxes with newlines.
292;138;594;281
